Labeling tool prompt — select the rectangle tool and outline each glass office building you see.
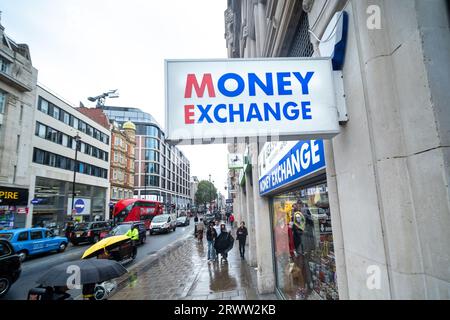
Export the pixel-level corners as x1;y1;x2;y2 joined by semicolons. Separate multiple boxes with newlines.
101;106;191;211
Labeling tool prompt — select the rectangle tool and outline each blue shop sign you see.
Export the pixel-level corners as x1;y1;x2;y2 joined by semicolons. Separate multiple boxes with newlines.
259;140;326;195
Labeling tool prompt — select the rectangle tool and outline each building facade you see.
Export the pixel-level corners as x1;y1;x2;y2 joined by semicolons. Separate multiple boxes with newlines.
190;175;199;205
28;85;111;229
0;21;38;229
100;106;191;211
225;0;450;299
109;121;136;202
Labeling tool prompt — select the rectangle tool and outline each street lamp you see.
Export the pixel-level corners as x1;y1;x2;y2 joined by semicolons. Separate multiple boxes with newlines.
71;133;81;219
143;162;148;200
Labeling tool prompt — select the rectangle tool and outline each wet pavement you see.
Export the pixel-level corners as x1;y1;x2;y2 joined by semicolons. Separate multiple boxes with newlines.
110;231;277;300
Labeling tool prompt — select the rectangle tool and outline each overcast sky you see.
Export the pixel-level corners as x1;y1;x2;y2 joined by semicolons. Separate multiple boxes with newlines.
1;0;230;195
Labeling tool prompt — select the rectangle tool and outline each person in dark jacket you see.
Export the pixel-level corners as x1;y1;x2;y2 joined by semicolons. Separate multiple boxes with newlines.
236;221;248;259
206;222;218;262
193;215;199;236
214;224;234;262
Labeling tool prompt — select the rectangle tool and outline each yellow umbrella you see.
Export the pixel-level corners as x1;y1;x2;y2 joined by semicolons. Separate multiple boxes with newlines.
82;235;130;259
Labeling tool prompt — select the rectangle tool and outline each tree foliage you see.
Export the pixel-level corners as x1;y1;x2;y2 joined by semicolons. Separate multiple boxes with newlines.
195;180;217;206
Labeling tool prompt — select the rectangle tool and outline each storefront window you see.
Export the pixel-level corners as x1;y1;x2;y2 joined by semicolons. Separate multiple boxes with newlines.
272;182;338;300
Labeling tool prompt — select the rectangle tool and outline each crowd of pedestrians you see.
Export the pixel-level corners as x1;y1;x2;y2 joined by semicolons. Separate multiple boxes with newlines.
193;211;248;263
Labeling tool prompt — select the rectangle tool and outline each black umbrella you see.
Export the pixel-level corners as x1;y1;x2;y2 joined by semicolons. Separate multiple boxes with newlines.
36;259;127;287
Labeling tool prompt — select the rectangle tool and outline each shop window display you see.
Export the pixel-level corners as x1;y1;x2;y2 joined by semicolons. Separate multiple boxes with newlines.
272;182;338;300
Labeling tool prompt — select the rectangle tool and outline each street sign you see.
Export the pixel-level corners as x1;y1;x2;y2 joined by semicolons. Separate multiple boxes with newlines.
31;198;42;205
67;198;91;215
226;199;233;204
165;57;340;144
228;153;244;169
258;140;326;195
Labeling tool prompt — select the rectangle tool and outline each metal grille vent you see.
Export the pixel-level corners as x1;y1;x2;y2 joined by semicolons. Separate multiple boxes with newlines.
288;12;314;57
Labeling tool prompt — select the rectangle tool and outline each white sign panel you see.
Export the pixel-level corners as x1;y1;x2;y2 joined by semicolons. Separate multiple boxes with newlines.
228;153;244;169
67;198;91;216
165;58;340;144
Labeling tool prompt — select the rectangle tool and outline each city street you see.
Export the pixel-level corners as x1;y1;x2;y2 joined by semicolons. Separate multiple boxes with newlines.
1;222;194;300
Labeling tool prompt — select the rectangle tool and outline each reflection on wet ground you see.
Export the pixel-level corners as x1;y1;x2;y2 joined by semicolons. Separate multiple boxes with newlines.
111;236;262;300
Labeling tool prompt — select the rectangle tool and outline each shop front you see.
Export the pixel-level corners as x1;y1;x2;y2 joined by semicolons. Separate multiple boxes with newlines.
31;177;107;233
0;186;29;229
259;140;338;300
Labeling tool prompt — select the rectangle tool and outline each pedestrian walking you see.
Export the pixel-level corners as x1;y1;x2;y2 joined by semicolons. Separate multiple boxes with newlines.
194;214;199;236
214;223;234;262
236;221;248;259
229;214;235;229
64;221;74;239
206;221;218;262
213;219;221;237
196;218;205;242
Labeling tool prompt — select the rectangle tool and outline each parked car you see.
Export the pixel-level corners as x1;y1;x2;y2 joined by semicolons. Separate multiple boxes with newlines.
176;216;190;227
149;214;177;235
0;239;21;297
101;222;147;245
69;221;111;245
0;228;68;262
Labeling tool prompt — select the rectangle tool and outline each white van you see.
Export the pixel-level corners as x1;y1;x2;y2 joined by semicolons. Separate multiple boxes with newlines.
149;214;177;235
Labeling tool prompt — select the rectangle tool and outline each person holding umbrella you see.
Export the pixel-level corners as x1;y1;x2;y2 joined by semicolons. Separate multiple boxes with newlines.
29;259;127;300
214;223;234;262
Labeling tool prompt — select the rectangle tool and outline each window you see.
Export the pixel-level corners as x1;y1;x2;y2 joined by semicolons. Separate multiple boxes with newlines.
84;144;91;156
86;125;93;136
0;56;11;74
80;142;85;153
143;150;159;162
72;117;78;130
33;148;45;164
62;134;69;147
144;138;159;149
62;111;71;125
18;231;29;241
35;122;46;138
0;242;11;257
271;182;337;300
30;231;43;240
59;156;67;169
45;230;54;238
0;90;6;114
49;153;56;167
52;105;60;119
38;98;49;114
114;153;118;162
79;121;87;133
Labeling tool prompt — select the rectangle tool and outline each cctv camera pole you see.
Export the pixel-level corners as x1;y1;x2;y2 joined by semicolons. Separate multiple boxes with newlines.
71;134;81;220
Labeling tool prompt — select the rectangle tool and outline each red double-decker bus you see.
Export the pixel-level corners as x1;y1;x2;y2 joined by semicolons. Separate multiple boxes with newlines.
113;199;164;230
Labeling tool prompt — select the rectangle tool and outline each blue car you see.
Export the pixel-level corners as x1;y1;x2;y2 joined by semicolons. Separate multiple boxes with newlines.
0;228;69;261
